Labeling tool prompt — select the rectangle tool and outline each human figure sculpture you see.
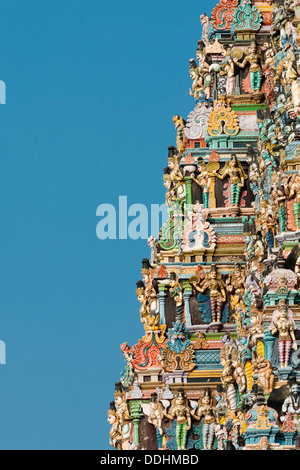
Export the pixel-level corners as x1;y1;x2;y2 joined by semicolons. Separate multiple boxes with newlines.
189;59;203;99
168;272;184;322
233;41;262;93
191;160;212;209
163;388;191;450
107;401;123;450
196;43;212;99
141;258;159;314
114;382;131;450
287;169;300;230
270;176;288;233
219;46;235;95
147;393;164;449
282;381;300;425
270;299;298;368
220;347;238;411
191;388;218;449
191;264;226;323
214;155;247;207
136;280;160;330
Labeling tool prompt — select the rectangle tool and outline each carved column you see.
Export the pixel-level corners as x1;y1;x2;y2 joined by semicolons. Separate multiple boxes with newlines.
158;285;167;325
182;280;193;327
129;400;143;446
184;176;193;206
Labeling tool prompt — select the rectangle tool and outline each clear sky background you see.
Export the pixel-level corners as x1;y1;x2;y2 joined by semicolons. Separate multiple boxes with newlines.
0;0;216;450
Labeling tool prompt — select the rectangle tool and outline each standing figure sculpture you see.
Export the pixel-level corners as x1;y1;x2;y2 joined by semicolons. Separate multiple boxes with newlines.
215;155;247;207
220;347;239;411
168;272;184;322
107;401;123;450
148;393;164;450
219;46;236;95
114;382;131;450
163;388;191;450
192;388;218;449
191;264;227;323
233;41;262;93
196;42;212;99
287;169;300;230
191;160;212;209
270;299;298;368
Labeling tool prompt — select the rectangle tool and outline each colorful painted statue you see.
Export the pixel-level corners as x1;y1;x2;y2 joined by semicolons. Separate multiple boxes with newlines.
270;299;298;368
258;204;276;254
147;393;164;449
136;280;160;330
233;41;262;93
215;155;247;207
114;382;131;450
220;347;239;411
189;59;203;100
196;42;212;99
287;169;300;230
163;388;191;450
248;308;264;355
192;388;218;449
107;401;123;450
226;263;246;299
219;46;235;95
254;355;275;396
270;178;287;233
168;272;184;322
141;258;159;315
231;348;247;395
282;380;300;426
191;264;227;323
164;147;185;205
190;159;212;209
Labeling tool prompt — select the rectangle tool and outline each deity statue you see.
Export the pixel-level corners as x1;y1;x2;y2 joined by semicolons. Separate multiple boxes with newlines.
231;348;247;395
285;52;300;118
168;272;184;322
163;147;185;206
248;308;264;354
270;299;298;368
282;380;300;425
220;350;238;411
233;41;262;93
226;263;247;299
219;46;235;95
258;204;276;254
214;155;248;207
196;42;212;99
263;41;275;68
215;384;227;420
163;388;191;450
136;280;160;330
190;159;212;209
270;177;287;233
189;59;203;100
191;264;227;323
114;382;131;450
147;393;164;449
200;13;210;45
287;169;300;230
107;401;123;450
141;258;159;314
191;388;218;449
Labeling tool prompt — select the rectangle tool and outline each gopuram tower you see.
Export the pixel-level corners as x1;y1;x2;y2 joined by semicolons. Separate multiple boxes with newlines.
107;0;300;451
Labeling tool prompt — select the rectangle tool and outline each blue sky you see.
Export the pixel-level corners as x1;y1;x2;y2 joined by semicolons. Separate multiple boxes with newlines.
0;0;216;449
